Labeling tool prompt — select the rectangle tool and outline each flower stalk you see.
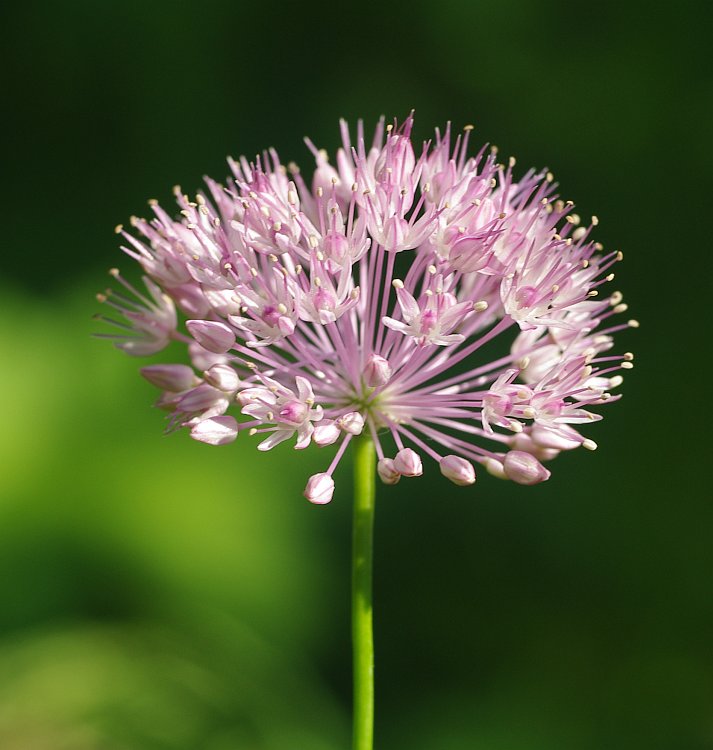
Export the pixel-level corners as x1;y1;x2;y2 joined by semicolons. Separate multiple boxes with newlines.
352;435;376;750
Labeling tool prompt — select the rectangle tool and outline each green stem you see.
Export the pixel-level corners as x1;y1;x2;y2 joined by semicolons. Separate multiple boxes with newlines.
352;434;376;750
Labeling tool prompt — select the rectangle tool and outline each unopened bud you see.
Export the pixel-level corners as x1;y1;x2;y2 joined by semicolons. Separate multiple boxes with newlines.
313;421;340;447
140;364;197;392
186;320;236;354
503;451;551;485
439;455;476;486
509;432;560;461
203;364;240;392
530;424;581;451
393;448;423;477
303;472;335;504
377;458;400;485
485;458;507;479
188;342;227;371
177;383;225;412
190;416;238;446
337;411;365;435
363;354;392;387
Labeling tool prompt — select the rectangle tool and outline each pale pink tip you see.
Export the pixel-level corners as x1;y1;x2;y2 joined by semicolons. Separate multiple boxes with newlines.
186;320;236;353
190;416;238;446
393;448;423;477
503;451;551;485
140;364;197;392
377;458;401;485
303;472;335;504
363;354;392;387
439;455;476;486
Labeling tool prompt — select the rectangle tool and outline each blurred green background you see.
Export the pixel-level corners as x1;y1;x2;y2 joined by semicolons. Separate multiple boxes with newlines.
2;1;711;748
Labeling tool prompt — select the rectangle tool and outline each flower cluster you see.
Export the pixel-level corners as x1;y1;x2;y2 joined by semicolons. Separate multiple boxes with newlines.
97;114;636;503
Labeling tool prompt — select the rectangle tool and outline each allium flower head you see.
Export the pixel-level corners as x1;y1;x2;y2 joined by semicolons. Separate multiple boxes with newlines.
97;114;636;503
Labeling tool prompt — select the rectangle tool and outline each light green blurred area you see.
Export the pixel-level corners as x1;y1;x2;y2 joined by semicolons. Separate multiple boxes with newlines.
0;284;348;748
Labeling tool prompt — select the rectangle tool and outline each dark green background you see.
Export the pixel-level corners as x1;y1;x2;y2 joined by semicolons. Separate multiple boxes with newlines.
2;1;711;748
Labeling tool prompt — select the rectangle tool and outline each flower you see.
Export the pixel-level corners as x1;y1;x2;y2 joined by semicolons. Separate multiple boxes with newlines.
98;114;636;503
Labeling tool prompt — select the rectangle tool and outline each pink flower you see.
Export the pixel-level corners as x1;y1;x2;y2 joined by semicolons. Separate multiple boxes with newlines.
98;114;636;502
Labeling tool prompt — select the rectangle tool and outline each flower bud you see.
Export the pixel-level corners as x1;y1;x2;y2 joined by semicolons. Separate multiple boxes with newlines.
503;451;551;485
530;424;581;451
172;283;211;318
313;421;341;447
393;448;422;477
337;411;365;435
140;364;197;392
188;342;227;371
377;458;400;485
439;455;476;486
303;472;335;504
203;364;240;393
509;432;559;461
485;458;507;479
186;320;236;354
190;416;238;446
363;354;392;387
177;383;226;412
